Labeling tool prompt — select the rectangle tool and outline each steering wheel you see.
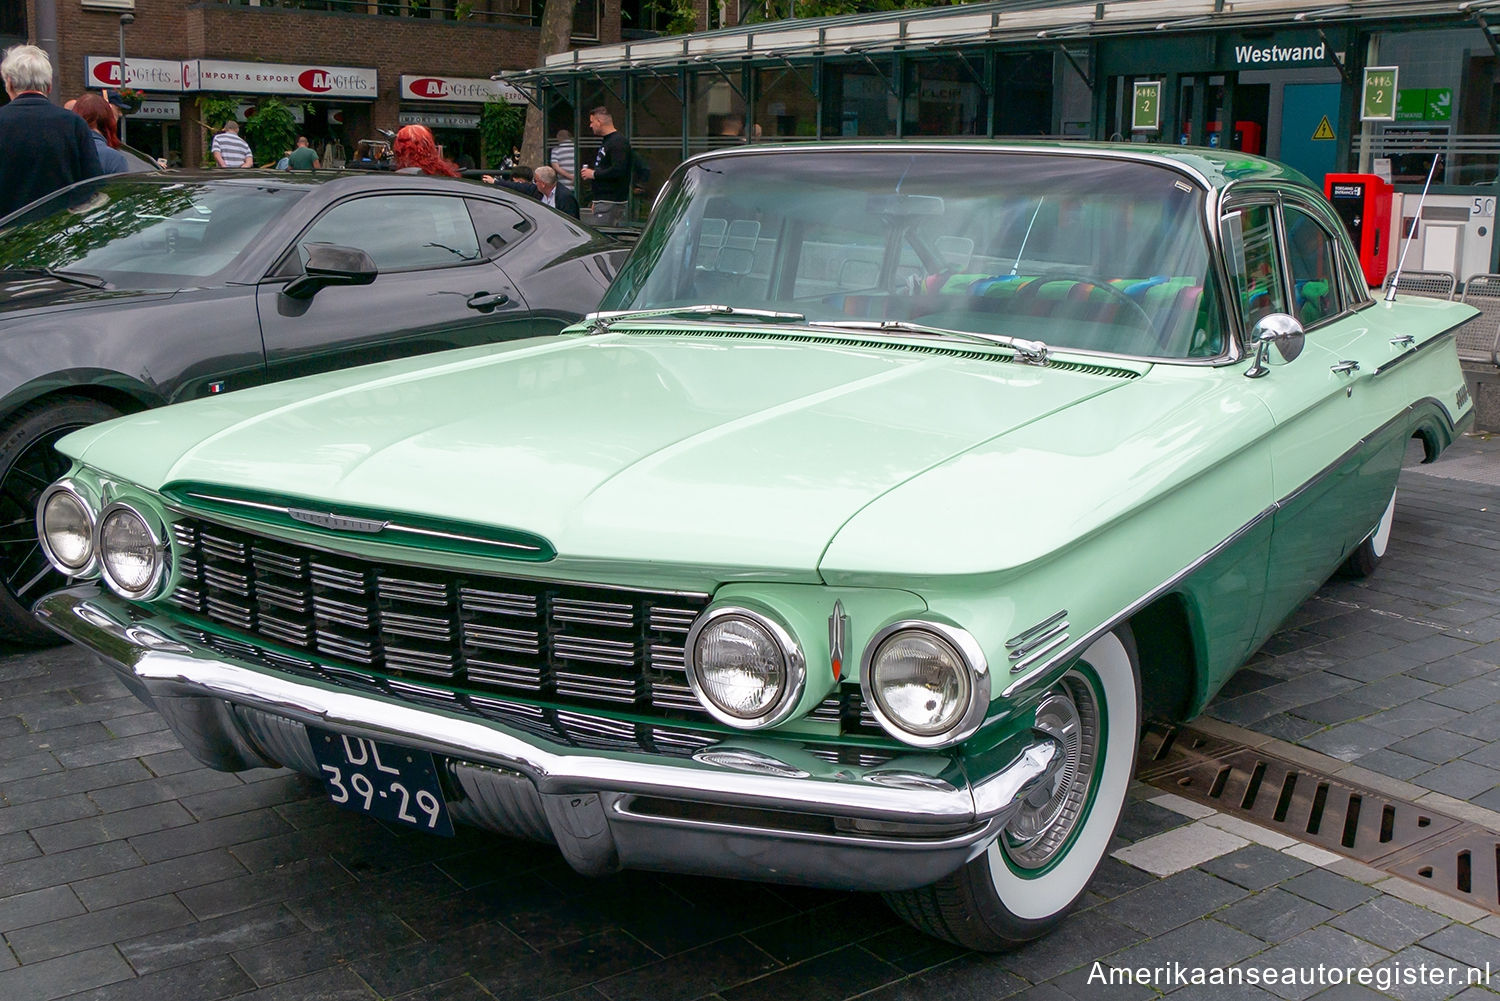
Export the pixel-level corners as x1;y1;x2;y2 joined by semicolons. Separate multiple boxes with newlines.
1013;273;1153;332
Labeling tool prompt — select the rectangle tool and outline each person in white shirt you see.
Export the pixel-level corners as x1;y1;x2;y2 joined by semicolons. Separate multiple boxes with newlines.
211;120;253;168
549;129;574;182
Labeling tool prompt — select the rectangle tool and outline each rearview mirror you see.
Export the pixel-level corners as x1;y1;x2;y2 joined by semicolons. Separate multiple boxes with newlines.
1245;312;1306;378
282;244;378;300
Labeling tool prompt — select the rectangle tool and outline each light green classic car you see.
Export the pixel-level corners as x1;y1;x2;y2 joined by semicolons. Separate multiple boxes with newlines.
34;143;1474;950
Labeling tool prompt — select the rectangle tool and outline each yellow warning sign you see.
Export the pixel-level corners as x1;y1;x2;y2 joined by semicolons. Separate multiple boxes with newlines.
1312;115;1336;141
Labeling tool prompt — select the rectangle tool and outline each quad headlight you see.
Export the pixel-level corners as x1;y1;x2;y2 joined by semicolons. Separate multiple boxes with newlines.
685;605;806;729
861;622;989;747
37;482;98;577
96;502;169;600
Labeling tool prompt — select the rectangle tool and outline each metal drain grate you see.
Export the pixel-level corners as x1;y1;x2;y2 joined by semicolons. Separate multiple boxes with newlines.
1138;725;1500;913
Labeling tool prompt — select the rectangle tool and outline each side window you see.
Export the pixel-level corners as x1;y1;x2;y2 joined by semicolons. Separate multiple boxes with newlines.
468;199;533;259
297;195;481;272
1222;204;1286;330
1283;208;1343;327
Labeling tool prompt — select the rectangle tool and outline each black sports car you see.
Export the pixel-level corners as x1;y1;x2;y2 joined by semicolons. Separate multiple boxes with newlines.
0;170;627;643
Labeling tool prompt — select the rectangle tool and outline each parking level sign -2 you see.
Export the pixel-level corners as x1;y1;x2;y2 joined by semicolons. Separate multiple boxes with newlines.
1362;67;1399;122
1133;81;1162;132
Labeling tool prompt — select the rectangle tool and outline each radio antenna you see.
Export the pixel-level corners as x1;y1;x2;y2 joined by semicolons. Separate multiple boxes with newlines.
1385;152;1443;303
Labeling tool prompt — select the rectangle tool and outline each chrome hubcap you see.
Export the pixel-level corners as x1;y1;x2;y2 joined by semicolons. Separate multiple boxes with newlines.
1003;674;1099;869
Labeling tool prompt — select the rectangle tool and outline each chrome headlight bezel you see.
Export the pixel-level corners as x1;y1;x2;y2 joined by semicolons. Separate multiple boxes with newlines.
684;603;807;729
96;501;171;601
860;620;990;748
36;480;99;578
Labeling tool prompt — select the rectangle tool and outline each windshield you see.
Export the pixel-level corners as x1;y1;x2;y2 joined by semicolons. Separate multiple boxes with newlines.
0;178;305;286
603;149;1226;360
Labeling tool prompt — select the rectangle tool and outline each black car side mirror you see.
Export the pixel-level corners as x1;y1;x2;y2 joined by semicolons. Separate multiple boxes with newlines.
282;244;378;300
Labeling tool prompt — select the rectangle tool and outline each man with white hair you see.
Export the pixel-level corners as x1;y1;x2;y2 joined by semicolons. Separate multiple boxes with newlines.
0;45;101;218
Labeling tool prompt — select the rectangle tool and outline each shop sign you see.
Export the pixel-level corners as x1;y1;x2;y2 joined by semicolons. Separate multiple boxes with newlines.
237;102;305;125
399;111;481;130
1396;88;1452;122
1131;81;1161;133
1231;35;1329;68
133;99;180;121
189;60;377;98
399;75;525;105
85;56;189;93
1361;66;1398;122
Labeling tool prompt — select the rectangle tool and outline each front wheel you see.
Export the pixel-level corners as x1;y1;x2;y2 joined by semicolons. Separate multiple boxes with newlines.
0;398;123;645
884;628;1140;951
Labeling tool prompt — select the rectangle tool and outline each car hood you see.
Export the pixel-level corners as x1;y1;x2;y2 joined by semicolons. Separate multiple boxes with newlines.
62;330;1145;576
0;274;175;315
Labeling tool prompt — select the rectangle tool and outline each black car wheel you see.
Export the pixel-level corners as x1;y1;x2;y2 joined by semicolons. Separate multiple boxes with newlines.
0;398;122;645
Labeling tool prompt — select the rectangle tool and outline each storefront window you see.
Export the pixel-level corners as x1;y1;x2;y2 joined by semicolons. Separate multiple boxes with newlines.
1373;28;1496;185
903;57;983;137
995;52;1054;137
823;58;897;138
688;68;748;159
755;64;817;141
631;72;685;208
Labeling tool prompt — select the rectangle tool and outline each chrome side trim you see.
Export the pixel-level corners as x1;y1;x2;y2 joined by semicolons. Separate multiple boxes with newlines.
1002;504;1277;698
1004;395;1464;699
1006;609;1070;673
1372;324;1465;377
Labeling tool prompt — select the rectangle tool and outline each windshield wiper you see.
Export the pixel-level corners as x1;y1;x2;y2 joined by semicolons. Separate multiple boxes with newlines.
807;319;1050;364
584;304;806;334
6;266;108;289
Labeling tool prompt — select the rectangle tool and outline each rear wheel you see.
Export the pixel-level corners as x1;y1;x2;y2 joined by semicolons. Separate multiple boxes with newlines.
0;398;122;645
885;628;1139;951
1339;488;1396;579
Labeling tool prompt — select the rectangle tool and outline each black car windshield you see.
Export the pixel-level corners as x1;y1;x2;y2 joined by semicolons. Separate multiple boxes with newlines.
602;149;1226;360
0;178;305;286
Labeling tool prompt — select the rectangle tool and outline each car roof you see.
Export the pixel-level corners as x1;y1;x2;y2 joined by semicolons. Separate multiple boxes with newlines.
123;169;497;195
684;140;1317;193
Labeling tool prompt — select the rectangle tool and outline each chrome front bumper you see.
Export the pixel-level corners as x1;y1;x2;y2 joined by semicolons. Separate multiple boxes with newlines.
38;586;1059;892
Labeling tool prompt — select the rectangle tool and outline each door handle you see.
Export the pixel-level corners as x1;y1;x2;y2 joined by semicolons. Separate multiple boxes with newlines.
466;292;511;312
1331;359;1361;375
1389;334;1415;347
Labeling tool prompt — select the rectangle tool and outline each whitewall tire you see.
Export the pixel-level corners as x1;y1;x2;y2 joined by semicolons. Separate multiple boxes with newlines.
1340;488;1396;579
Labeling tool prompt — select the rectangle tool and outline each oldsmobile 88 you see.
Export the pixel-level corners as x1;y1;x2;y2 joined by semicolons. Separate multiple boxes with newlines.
33;143;1474;949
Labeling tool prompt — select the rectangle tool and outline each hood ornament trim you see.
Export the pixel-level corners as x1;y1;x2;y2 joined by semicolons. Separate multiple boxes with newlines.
287;509;389;534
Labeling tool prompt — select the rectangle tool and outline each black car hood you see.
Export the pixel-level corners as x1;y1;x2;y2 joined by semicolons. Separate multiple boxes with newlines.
0;275;176;315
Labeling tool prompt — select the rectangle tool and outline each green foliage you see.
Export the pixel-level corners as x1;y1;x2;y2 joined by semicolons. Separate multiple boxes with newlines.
480;100;525;167
741;0;950;22
644;0;699;34
198;95;238;131
454;0;474;18
242;98;302;167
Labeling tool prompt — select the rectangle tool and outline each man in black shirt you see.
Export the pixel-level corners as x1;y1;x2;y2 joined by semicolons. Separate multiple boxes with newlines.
580;106;630;227
0;45;101;219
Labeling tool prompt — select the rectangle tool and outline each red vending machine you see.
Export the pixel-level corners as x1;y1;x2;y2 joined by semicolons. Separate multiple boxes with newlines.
1324;173;1394;288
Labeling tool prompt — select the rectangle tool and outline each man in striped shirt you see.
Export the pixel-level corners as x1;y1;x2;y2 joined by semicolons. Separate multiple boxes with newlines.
211;120;254;168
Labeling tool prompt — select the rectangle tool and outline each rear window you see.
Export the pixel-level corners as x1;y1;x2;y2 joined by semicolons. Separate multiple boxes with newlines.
0;178;305;286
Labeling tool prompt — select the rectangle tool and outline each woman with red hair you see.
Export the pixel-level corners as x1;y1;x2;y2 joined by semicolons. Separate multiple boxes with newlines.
392;124;461;178
72;93;128;174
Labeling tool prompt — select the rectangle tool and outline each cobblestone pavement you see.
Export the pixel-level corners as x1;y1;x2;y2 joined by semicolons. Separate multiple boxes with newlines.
2;437;1500;1001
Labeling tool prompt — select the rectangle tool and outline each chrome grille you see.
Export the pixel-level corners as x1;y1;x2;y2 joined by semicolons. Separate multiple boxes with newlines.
167;517;712;720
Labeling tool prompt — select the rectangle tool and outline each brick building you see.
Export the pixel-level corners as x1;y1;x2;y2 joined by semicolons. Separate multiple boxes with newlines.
18;1;718;167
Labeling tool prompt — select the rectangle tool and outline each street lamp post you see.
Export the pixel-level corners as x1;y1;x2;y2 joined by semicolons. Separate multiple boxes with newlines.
117;13;134;144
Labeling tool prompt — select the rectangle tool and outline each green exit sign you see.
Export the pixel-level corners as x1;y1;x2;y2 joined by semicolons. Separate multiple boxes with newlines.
1362;66;1399;121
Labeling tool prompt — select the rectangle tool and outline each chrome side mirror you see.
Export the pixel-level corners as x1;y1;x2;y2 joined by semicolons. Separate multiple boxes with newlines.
1245;313;1306;378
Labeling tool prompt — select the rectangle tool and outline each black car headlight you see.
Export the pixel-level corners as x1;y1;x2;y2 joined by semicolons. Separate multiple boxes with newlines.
685;605;806;729
861;622;990;747
96;502;170;600
37;482;98;577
